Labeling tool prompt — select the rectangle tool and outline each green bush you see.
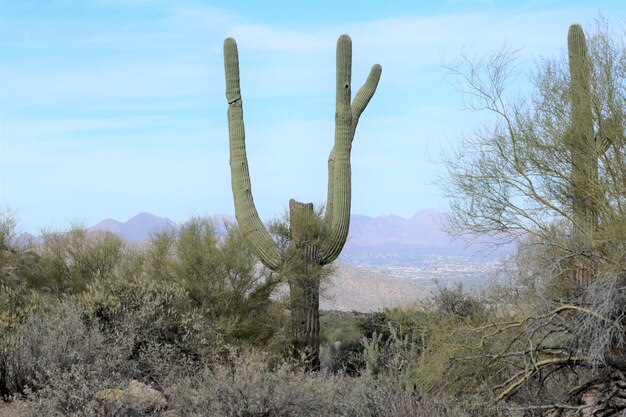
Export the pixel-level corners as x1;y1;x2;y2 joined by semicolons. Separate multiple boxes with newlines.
36;226;124;294
0;303;122;404
145;218;286;348
78;271;215;376
430;283;487;320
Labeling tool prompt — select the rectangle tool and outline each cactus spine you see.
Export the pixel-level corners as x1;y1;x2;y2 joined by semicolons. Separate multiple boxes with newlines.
224;35;381;369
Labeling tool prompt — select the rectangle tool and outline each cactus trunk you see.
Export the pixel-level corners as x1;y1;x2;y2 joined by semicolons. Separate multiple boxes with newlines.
223;35;381;370
287;200;321;370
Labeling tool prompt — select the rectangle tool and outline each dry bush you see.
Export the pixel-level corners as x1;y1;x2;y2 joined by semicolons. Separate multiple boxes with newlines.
163;347;475;417
0;303;126;408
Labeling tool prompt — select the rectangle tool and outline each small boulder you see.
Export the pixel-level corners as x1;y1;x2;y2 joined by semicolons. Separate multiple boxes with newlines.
127;380;168;412
159;411;182;417
93;388;125;402
92;380;168;416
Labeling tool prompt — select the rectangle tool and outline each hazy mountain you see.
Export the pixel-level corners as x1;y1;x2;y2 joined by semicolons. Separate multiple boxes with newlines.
347;208;453;247
344;208;513;259
85;209;505;253
89;212;237;241
90;212;177;241
11;232;41;247
88;210;453;245
85;208;511;274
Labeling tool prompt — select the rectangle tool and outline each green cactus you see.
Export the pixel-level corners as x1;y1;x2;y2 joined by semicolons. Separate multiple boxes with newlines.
567;24;597;287
566;23;622;287
224;35;381;369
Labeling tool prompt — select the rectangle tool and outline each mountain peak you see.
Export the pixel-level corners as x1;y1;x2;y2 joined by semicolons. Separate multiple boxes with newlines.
90;212;176;241
410;208;445;220
379;213;406;221
127;212;160;223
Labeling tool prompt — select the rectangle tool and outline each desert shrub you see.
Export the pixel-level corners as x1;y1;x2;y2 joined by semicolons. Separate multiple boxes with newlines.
36;226;124;294
0;293;506;416
430;282;487;319
320;309;430;377
359;308;429;342
0;208;17;252
0;213;49;334
78;271;215;381
145;218;285;348
1;250;43;292
361;324;420;391
345;297;513;416
465;269;626;414
0;286;204;414
319;311;364;375
164;349;357;417
322;339;364;376
0;302;124;404
0;286;53;360
372;396;470;417
165;346;476;417
320;310;365;342
162;348;475;417
358;311;394;341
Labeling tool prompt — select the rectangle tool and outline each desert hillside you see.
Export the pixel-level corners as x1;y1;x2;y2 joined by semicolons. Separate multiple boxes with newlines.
321;263;430;312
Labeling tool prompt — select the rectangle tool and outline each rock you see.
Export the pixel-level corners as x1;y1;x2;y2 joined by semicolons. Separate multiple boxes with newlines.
92;380;168;416
93;388;125;402
159;411;182;417
126;380;168;412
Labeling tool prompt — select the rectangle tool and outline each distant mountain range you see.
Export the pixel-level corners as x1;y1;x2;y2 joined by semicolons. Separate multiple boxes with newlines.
13;210;508;258
85;209;508;254
89;212;235;241
87;210;454;245
89;213;178;242
348;208;453;247
89;212;179;242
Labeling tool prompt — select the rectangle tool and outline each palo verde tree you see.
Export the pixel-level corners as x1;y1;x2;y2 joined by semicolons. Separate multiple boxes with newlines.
223;35;381;370
442;20;626;414
442;20;625;288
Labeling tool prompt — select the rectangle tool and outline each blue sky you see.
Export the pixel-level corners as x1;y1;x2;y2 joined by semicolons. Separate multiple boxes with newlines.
0;0;623;233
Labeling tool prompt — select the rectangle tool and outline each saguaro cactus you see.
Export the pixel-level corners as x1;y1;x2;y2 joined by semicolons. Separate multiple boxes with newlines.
567;24;619;288
567;24;597;288
224;35;381;369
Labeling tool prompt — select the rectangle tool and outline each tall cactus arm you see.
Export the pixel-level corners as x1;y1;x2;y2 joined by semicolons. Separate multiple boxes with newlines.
224;38;282;270
320;35;381;264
